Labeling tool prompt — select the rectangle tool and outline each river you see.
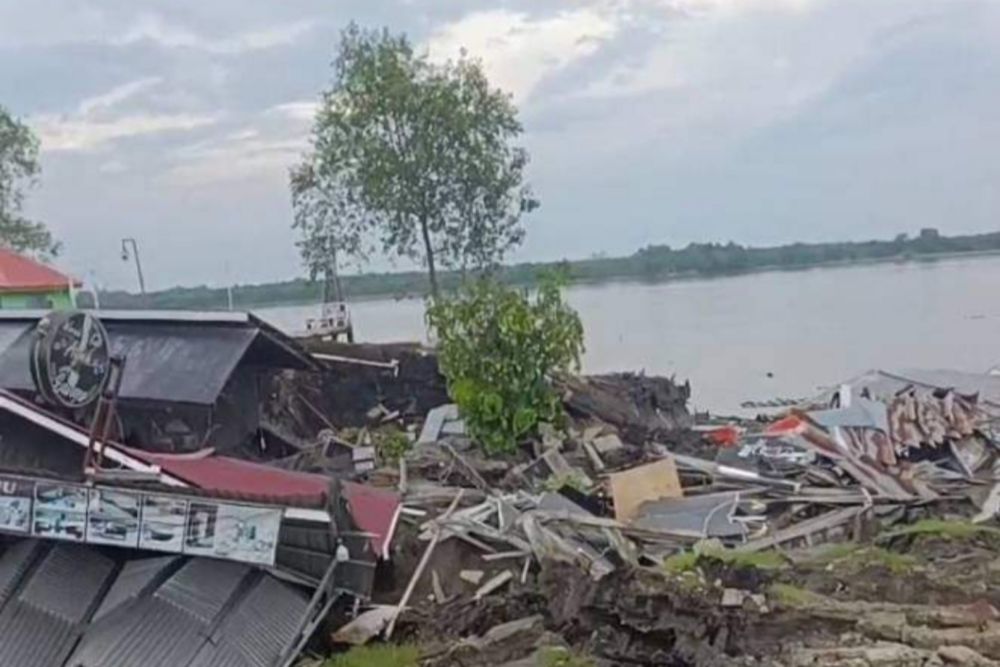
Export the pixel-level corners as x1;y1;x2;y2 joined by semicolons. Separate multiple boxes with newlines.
257;255;1000;415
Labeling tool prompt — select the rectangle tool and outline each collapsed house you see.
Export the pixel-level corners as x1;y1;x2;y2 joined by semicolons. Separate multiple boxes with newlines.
0;310;402;667
0;310;316;457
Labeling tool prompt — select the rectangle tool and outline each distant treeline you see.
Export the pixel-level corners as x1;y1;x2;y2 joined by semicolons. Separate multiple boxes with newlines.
94;227;1000;310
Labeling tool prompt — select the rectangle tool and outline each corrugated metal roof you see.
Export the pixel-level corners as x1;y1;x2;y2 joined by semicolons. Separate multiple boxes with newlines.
93;555;178;622
156;558;249;624
0;311;314;406
0;539;40;605
0;601;78;667
19;543;115;623
188;574;309;667
0;539;318;667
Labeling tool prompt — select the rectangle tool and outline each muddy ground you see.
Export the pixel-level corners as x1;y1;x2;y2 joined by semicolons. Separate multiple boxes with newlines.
374;522;1000;666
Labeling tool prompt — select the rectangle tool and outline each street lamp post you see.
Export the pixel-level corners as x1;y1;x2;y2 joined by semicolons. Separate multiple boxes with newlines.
120;238;147;302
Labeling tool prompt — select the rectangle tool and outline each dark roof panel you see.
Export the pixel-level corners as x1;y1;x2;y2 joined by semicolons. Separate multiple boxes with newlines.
93;555;178;622
19;543;115;623
155;558;249;624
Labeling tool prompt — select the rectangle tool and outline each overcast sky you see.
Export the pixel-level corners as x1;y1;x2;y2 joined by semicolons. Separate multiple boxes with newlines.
2;0;998;291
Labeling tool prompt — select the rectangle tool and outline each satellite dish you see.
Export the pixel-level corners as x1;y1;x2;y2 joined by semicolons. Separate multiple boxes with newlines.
31;311;111;410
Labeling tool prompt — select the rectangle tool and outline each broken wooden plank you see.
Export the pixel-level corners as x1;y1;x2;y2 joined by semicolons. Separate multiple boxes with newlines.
474;571;514;600
736;506;862;553
418;404;459;445
431;570;446;605
385;489;464;639
609;457;682;522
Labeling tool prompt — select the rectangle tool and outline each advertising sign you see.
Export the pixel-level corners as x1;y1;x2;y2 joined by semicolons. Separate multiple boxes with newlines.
184;501;282;565
33;483;88;542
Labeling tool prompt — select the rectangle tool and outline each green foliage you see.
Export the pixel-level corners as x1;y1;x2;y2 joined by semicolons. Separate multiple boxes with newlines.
537;647;595;667
663;546;785;574
376;427;411;464
803;544;916;574
0;106;58;259
325;645;420;667
768;583;827;608
543;472;592;493
427;275;583;455
294;23;537;296
877;519;1000;543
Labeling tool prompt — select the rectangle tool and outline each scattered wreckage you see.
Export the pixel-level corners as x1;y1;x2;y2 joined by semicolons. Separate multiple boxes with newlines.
2;308;998;666
340;365;1000;666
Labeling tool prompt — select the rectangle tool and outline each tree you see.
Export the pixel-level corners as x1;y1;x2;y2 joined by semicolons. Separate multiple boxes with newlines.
426;274;584;455
0;106;58;259
293;24;537;297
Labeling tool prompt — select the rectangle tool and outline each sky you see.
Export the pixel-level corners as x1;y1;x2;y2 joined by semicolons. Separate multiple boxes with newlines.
1;0;999;291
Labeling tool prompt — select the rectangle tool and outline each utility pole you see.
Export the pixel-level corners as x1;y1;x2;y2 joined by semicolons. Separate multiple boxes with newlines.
120;238;147;304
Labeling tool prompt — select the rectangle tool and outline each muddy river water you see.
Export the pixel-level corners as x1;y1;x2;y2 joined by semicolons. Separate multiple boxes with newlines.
259;255;1000;415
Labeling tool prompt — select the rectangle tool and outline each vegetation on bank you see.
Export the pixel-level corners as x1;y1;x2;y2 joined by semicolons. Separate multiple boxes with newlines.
427;274;584;455
96;227;1000;310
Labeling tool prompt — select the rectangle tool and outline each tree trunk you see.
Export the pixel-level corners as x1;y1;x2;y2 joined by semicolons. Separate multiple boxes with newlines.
420;216;439;298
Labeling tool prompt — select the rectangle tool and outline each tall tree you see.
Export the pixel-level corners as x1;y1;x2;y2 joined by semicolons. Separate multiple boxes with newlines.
0;106;59;259
292;24;537;297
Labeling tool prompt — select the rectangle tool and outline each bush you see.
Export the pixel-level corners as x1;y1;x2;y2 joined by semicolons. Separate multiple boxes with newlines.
426;275;584;455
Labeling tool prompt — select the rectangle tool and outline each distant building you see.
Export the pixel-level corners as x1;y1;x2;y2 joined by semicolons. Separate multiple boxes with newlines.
0;248;79;309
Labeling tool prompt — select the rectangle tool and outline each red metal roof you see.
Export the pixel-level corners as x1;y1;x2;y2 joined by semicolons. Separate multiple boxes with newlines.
0;390;401;558
0;248;80;293
136;451;401;558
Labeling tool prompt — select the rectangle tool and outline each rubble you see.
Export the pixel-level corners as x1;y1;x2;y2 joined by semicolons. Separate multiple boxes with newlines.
3;310;1000;667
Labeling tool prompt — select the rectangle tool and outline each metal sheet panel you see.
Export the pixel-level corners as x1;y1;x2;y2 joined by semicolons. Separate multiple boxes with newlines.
155;558;249;624
93;555;178;622
19;543;115;623
0;322;256;405
189;575;310;667
0;539;40;606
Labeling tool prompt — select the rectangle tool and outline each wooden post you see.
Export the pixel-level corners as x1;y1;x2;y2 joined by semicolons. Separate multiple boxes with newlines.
384;489;464;639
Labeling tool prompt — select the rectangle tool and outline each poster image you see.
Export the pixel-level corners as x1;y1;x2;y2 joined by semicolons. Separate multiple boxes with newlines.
0;478;33;534
139;495;188;553
87;489;141;547
33;483;88;542
184;502;282;565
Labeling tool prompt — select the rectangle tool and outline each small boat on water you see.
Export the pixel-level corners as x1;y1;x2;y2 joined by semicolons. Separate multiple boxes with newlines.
305;301;354;342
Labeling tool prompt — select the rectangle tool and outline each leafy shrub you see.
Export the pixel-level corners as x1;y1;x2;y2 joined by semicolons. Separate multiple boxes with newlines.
426;275;584;455
376;428;411;464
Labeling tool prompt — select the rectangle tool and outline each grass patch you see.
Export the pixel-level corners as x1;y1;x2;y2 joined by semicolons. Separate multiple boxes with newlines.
537;647;596;667
768;583;827;608
663;551;700;575
804;544;917;574
877;519;1000;543
663;547;785;575
325;645;421;667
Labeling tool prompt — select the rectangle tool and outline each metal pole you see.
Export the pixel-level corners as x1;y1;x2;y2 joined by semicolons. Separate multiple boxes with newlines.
121;238;147;301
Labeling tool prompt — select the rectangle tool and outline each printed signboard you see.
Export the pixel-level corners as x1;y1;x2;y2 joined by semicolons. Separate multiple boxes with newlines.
184;501;282;565
138;494;188;553
0;477;33;534
33;483;88;542
0;474;285;567
87;489;142;547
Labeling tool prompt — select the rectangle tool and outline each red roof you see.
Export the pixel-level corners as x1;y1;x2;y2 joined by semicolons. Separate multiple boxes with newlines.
0;248;80;293
137;451;401;558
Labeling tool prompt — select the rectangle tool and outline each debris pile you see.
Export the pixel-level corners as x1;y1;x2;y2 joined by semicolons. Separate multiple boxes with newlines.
332;366;1000;666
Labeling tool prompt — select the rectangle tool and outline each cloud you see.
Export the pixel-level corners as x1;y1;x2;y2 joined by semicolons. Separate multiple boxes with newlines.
113;14;317;55
267;100;319;122
425;9;618;101
34;112;219;152
78;76;162;114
